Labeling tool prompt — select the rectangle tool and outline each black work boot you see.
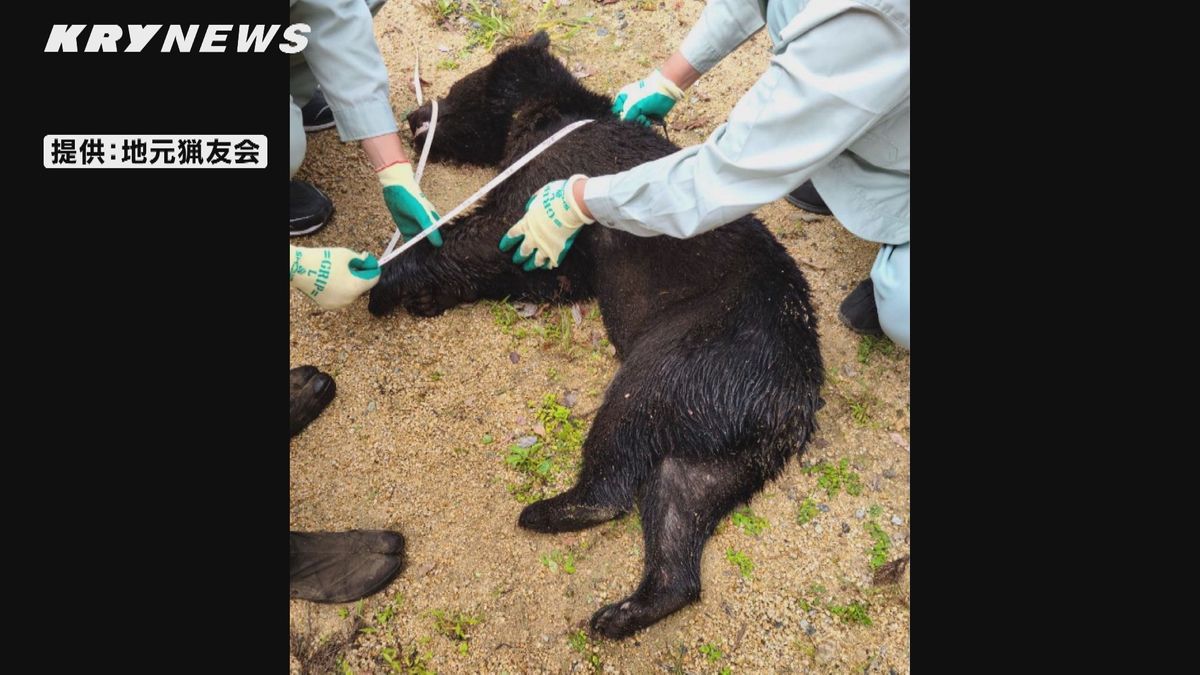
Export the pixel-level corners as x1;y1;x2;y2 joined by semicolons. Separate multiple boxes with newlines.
290;181;334;237
838;279;884;337
290;366;336;438
289;530;406;603
785;180;832;215
301;87;336;132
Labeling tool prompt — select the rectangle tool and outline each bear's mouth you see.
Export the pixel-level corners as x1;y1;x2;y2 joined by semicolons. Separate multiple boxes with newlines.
406;100;439;144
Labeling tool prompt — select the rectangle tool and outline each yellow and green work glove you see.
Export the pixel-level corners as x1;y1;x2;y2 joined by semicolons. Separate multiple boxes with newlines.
377;162;442;247
290;245;381;310
499;175;593;271
612;69;685;126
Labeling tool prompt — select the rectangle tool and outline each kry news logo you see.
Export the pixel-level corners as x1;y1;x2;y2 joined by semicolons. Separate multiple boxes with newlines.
44;24;311;53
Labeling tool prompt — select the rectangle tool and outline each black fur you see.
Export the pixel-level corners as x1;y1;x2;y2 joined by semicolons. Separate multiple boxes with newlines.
371;33;823;640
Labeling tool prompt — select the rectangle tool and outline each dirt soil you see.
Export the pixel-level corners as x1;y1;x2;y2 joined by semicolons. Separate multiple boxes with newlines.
290;1;910;673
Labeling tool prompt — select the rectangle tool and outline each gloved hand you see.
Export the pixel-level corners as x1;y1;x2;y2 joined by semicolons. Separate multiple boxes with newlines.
499;175;594;271
377;162;442;247
290;245;381;310
611;69;685;126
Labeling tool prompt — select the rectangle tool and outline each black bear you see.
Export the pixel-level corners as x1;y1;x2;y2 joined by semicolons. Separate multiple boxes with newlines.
369;32;823;640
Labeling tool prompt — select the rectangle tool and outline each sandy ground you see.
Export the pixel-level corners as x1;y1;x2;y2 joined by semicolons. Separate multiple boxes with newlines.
290;2;910;672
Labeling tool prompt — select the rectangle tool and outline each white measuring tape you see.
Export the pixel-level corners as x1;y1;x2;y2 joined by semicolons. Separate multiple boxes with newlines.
378;116;593;265
378;51;594;266
409;40;436;186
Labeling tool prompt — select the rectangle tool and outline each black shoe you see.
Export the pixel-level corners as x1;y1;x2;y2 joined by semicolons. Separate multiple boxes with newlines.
290;366;336;438
838;279;884;337
290;181;334;237
301;88;336;132
785;180;832;215
290;530;406;603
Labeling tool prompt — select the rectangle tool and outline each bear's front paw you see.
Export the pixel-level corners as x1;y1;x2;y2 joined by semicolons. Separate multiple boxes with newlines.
403;288;446;317
368;275;459;318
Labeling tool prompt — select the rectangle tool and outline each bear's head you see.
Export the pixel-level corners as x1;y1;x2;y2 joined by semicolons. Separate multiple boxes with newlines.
405;31;608;166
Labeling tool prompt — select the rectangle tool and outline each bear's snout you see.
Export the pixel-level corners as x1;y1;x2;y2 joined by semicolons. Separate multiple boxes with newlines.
407;101;442;142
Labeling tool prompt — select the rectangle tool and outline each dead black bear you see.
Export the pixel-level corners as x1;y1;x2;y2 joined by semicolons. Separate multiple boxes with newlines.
369;32;823;640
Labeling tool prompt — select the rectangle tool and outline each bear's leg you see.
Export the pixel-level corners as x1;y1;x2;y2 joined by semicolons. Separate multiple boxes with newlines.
368;210;591;318
590;455;762;639
517;379;652;533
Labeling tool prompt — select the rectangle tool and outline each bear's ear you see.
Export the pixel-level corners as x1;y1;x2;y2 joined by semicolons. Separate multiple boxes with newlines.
512;100;564;136
526;30;551;50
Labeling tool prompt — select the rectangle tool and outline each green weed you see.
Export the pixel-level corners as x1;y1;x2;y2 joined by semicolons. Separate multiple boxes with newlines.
725;548;754;580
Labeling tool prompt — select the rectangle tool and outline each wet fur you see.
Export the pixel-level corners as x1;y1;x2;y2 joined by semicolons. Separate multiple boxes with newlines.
369;32;823;639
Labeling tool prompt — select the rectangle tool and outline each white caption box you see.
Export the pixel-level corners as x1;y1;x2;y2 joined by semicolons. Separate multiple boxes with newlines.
43;135;268;168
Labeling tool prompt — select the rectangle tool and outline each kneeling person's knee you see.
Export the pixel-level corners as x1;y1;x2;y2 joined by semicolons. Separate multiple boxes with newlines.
871;243;910;350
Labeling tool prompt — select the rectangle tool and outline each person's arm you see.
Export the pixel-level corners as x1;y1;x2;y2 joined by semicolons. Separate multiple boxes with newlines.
675;0;767;76
290;0;396;142
360;133;408;171
660;52;702;91
582;4;909;239
611;0;762;124
289;0;407;168
291;0;443;245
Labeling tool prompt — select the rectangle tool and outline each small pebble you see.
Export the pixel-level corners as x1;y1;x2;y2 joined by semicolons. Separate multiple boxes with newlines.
817;504;830;513
516;435;538;448
596;27;609;37
816;643;835;665
891;515;903;526
855;508;866;519
367;401;377;413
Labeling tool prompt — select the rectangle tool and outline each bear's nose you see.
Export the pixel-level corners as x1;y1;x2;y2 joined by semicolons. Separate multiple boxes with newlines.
407;102;436;140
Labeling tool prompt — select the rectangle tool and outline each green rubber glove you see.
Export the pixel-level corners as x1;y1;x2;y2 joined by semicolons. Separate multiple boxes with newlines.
499;175;593;271
290;245;381;310
378;162;442;247
611;69;685;126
